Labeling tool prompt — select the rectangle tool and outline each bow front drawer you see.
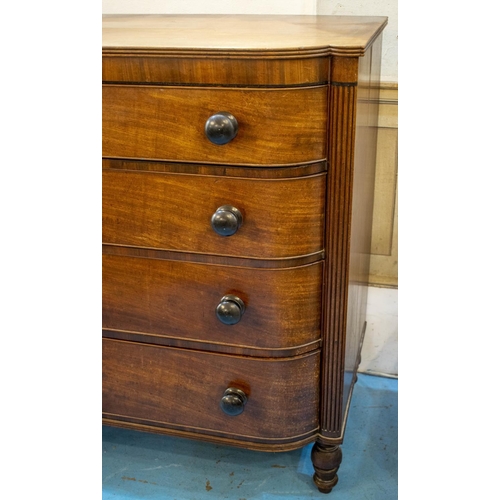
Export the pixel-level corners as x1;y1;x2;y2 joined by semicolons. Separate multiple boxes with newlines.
102;169;325;259
102;338;319;446
102;85;327;165
102;255;322;354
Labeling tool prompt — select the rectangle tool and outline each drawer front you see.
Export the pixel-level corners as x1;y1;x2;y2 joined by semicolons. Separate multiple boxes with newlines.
102;255;322;351
102;85;327;165
102;170;325;259
102;339;319;441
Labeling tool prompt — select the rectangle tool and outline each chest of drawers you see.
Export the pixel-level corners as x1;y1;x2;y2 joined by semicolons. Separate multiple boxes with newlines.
102;14;387;494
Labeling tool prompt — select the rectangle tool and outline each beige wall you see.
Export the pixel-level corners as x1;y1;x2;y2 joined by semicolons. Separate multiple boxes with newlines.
317;0;398;83
369;84;398;288
316;1;398;290
102;1;318;15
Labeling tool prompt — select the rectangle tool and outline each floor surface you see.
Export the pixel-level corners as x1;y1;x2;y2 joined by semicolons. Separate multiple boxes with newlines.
103;373;397;499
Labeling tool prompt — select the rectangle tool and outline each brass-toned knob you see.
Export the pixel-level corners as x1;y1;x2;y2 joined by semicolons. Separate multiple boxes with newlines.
211;205;243;236
216;294;245;325
205;112;239;145
220;387;248;416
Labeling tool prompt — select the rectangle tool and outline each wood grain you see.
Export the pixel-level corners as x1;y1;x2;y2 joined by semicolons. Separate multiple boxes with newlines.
102;255;323;350
102;85;327;165
103;158;327;179
320;56;359;438
319;44;382;441
102;244;324;270
102;338;320;442
102;15;388;57
102;328;320;358
102;417;318;451
101;15;388;469
102;170;325;259
103;55;330;86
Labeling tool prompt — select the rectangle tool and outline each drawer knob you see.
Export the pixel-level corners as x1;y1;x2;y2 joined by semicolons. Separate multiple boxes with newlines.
211;205;243;236
216;294;246;325
220;387;248;416
205;112;239;145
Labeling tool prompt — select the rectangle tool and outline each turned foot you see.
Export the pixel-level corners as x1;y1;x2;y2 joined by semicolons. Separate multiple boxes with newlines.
311;442;343;494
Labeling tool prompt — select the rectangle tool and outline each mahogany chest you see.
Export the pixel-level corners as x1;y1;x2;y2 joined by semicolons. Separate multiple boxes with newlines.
102;14;387;493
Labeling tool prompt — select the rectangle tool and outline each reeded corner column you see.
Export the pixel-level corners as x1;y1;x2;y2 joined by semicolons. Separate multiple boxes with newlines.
314;54;359;494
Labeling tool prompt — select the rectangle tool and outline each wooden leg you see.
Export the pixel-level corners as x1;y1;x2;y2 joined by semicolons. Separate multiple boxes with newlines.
311;442;343;494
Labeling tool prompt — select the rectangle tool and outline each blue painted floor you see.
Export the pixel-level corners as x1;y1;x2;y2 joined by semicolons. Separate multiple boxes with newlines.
103;373;397;499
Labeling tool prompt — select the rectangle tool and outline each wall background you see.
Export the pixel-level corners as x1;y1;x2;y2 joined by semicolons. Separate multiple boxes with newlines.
102;0;398;376
102;0;318;15
317;0;397;82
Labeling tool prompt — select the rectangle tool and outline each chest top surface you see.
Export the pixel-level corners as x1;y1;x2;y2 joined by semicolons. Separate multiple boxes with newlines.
102;15;387;56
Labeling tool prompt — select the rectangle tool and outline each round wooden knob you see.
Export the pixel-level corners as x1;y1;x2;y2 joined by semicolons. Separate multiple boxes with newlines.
211;205;242;236
220;387;248;416
205;112;239;145
216;294;245;325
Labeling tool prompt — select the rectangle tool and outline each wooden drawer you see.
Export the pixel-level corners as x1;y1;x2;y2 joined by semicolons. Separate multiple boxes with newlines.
102;338;319;444
101;14;389;491
102;255;322;354
102;85;327;165
102;170;325;259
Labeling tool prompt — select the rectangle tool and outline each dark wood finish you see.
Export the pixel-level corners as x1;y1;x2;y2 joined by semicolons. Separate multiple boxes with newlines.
102;417;318;452
320;57;360;439
103;158;327;179
102;328;320;358
102;339;320;445
102;85;327;165
311;443;343;494
205;112;239;145
215;294;246;325
102;255;322;352
102;14;387;493
210;206;243;237
219;387;248;416
102;244;323;270
103;55;330;86
102;170;326;259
